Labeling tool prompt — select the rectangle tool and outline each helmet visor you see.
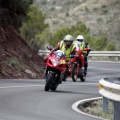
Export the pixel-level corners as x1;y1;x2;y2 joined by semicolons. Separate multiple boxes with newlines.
64;41;72;46
77;39;83;42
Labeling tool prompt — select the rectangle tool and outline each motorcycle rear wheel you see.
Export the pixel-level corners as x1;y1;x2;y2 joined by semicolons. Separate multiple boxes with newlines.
78;69;86;82
44;73;54;91
72;64;78;82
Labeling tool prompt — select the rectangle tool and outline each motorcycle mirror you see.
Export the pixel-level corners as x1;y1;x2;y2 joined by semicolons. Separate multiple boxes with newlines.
85;42;88;45
47;46;52;51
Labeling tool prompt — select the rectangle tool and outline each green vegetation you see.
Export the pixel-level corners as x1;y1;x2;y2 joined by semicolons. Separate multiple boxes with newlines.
106;43;115;51
5;56;30;71
51;23;90;46
46;23;109;51
6;56;19;67
20;6;109;51
0;0;33;30
2;0;116;51
33;0;120;50
20;4;49;50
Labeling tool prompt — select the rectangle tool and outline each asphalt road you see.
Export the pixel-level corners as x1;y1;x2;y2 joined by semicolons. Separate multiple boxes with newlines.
0;61;120;120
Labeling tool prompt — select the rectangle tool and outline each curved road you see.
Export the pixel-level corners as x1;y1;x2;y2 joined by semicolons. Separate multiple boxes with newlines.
0;61;120;120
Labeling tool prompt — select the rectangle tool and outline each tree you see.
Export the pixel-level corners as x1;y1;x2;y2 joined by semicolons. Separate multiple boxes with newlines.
20;4;49;44
94;36;107;50
0;0;33;30
106;43;114;51
32;29;53;51
50;23;108;51
52;23;90;46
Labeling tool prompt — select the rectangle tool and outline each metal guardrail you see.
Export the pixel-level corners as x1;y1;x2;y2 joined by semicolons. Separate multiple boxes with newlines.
38;50;120;61
99;78;120;120
38;50;120;56
38;50;49;56
89;51;120;57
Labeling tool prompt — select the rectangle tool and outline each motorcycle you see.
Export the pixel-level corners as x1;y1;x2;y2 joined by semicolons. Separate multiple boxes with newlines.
71;48;90;82
44;46;67;91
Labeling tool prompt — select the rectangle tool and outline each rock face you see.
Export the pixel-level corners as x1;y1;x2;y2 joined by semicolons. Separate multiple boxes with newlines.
0;8;45;79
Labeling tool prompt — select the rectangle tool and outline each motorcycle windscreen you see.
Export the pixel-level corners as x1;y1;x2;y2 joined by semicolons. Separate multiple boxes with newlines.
55;50;65;59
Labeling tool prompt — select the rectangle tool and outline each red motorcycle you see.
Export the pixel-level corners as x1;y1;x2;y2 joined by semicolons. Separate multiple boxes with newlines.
44;46;67;91
71;48;90;82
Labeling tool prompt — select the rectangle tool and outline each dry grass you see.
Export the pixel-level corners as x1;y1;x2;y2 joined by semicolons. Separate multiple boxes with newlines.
79;99;113;120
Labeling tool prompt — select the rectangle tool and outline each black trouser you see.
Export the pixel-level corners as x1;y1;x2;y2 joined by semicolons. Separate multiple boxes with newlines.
84;55;88;75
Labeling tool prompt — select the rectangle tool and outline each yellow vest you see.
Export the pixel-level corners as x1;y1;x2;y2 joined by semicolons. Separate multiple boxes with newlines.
72;41;87;54
60;41;75;61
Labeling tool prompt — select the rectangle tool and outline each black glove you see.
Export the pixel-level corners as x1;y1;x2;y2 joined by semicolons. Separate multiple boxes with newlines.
49;49;54;55
88;49;91;52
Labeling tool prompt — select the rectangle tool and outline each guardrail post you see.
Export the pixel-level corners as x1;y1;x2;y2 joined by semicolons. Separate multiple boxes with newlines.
118;56;120;61
113;101;120;120
102;97;108;112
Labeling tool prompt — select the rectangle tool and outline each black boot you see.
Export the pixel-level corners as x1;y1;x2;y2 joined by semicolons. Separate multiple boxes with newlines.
84;67;87;77
61;73;67;82
84;61;88;76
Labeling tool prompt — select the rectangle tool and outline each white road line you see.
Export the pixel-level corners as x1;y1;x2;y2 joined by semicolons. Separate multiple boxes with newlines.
0;85;44;89
89;67;120;71
0;83;99;89
62;83;98;86
72;97;109;120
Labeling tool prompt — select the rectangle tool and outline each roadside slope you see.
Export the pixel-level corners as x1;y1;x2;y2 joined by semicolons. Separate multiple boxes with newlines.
0;8;44;79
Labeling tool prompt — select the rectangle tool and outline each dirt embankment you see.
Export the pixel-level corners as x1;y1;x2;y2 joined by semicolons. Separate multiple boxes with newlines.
0;8;45;79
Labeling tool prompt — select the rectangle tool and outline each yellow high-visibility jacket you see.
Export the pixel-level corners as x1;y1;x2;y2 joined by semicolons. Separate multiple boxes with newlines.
72;41;87;54
59;40;76;61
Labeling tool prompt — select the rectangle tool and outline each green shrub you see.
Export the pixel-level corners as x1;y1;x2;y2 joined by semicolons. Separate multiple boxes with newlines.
6;56;29;71
6;56;19;67
106;43;115;51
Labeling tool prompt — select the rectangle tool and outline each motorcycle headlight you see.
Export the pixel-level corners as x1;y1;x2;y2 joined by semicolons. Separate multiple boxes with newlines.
51;59;59;66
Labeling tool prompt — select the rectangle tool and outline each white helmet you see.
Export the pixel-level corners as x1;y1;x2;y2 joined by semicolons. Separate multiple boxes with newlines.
76;35;84;42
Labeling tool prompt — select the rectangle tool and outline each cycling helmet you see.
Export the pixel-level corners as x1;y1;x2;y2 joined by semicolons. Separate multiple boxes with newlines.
76;35;84;42
63;35;74;47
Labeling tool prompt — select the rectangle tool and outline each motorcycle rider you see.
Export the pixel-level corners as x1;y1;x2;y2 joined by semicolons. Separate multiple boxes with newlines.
72;35;91;77
50;34;77;81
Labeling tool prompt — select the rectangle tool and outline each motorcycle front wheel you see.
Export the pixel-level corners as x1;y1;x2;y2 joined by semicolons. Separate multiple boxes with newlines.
72;64;78;82
50;84;58;91
44;72;55;91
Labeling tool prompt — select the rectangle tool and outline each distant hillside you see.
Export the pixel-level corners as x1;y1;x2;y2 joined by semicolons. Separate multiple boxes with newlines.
34;0;120;50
